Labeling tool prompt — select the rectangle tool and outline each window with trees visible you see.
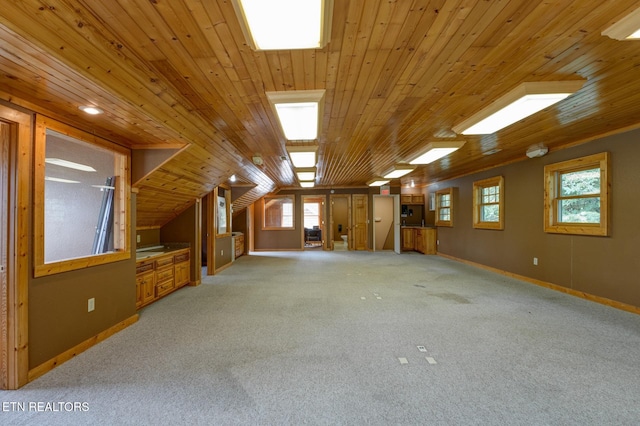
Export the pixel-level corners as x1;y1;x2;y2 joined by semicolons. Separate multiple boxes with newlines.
435;188;453;227
473;176;504;230
263;195;295;229
544;152;609;236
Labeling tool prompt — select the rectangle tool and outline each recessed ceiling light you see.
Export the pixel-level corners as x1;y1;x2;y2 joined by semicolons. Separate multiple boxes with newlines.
92;185;116;190
45;176;80;184
78;105;104;115
602;6;640;40
232;0;333;50
45;158;97;172
296;168;316;181
367;178;390;187
286;145;318;168
383;165;415;179
452;81;585;135
409;141;466;165
267;90;325;141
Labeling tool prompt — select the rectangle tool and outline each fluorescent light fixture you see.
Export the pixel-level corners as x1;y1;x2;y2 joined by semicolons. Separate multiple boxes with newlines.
45;158;96;172
296;168;316;181
453;81;585;135
78;105;103;115
286;145;318;168
383;164;415;179
267;90;325;141
409;141;466;165
367;178;390;187
45;176;80;184
92;185;116;190
602;6;640;40
232;0;333;50
300;181;315;188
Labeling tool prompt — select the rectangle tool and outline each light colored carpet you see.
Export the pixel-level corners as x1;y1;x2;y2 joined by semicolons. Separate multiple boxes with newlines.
2;251;640;425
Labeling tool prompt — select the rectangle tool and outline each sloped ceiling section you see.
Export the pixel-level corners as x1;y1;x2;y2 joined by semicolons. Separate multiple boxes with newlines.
2;1;640;228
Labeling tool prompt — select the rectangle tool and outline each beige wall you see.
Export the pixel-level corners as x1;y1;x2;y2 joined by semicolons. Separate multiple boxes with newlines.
430;128;640;308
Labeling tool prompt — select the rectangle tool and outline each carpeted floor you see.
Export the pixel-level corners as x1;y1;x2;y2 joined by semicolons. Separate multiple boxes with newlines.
2;251;640;425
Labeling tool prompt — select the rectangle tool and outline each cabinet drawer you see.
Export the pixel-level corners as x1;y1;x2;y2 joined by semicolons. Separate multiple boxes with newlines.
156;279;174;297
156;266;174;282
155;255;174;268
136;262;154;274
174;252;189;263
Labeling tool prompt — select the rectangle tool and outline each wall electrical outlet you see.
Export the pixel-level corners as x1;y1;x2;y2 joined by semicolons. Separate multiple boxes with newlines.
533;257;538;266
88;298;95;312
436;239;440;245
136;234;141;243
221;250;224;256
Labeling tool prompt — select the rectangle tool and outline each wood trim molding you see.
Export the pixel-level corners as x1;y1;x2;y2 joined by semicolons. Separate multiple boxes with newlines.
28;314;138;383
33;114;132;277
0;104;32;389
438;253;640;316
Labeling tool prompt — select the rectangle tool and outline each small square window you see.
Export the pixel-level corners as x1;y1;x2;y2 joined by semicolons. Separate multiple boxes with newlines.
473;176;504;230
544;152;609;236
435;188;454;227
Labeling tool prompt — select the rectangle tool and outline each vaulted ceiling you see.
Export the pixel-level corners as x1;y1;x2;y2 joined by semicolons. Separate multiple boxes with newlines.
1;1;640;228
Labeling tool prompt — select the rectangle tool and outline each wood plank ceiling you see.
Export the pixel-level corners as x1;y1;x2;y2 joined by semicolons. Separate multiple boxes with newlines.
1;1;640;228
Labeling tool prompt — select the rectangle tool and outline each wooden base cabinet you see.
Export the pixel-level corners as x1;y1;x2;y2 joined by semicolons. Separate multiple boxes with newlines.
401;228;415;251
401;227;436;255
136;248;190;309
135;268;155;309
234;234;244;259
415;228;436;254
175;262;189;287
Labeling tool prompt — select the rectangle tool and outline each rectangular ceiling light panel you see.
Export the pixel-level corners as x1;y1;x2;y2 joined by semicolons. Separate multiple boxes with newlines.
383;165;415;179
232;0;333;50
286;145;318;168
602;6;640;40
409;141;466;165
367;178;390;187
452;81;585;135
300;181;315;188
275;102;319;140
267;90;325;141
296;168;316;181
45;158;96;172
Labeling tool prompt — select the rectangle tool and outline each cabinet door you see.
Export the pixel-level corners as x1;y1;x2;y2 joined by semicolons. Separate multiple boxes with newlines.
401;228;415;251
412;195;425;205
175;261;190;287
424;228;437;254
401;195;412;204
415;230;425;253
136;270;155;308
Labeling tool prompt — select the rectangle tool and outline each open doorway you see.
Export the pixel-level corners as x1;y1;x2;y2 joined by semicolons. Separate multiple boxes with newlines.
329;194;351;251
373;194;400;253
302;196;325;250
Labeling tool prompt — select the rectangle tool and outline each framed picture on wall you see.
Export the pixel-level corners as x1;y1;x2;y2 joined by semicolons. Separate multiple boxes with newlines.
215;185;231;237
